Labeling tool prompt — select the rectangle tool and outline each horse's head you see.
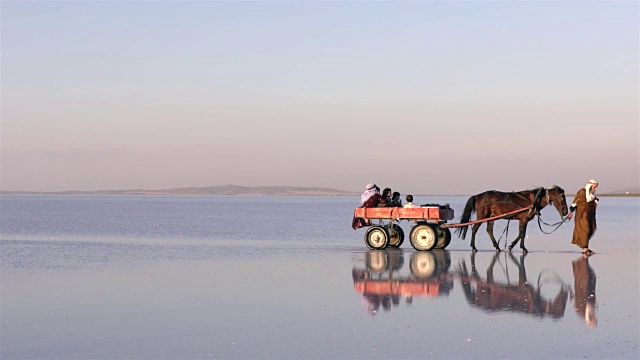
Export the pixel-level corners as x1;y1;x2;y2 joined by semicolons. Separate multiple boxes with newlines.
547;185;568;217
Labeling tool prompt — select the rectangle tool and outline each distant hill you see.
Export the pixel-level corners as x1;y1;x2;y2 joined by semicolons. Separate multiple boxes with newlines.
603;186;640;196
0;184;359;196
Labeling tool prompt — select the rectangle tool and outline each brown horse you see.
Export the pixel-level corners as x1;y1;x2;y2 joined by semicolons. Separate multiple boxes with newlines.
455;186;568;252
457;252;570;319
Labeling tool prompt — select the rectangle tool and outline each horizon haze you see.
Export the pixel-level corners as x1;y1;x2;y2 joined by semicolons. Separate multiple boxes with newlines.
1;2;638;195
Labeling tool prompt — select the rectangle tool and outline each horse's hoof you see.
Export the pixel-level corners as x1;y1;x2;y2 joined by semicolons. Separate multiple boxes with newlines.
472;248;478;253
522;248;528;254
508;246;513;252
495;248;502;252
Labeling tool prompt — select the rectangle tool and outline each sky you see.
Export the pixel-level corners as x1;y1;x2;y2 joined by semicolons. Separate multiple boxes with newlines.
1;1;638;195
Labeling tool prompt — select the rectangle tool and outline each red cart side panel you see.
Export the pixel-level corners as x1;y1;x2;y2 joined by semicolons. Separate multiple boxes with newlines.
354;207;454;221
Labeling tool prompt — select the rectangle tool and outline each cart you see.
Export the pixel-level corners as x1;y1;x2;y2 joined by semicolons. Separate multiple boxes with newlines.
353;206;455;251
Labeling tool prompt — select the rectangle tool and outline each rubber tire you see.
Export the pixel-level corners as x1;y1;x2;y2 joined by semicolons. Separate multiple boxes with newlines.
388;224;405;248
409;224;437;251
365;226;390;250
435;227;452;249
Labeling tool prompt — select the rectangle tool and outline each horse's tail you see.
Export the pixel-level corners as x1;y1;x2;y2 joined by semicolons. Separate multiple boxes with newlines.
455;195;477;240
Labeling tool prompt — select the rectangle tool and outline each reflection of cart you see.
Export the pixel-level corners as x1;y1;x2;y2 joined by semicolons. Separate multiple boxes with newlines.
352;250;454;314
363;250;452;279
354;206;454;251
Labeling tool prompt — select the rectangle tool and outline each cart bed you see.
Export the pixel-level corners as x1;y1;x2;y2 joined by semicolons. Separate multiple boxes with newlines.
353;206;454;222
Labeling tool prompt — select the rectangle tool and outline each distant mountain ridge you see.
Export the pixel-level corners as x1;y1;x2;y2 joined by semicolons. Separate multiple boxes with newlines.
0;184;359;196
605;186;640;195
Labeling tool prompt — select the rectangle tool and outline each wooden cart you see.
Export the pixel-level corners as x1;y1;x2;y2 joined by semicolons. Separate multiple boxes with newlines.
353;206;455;251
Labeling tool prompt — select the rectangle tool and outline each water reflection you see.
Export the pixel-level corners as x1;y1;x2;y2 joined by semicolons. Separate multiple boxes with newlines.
571;255;598;328
351;250;453;315
457;252;570;319
351;250;600;326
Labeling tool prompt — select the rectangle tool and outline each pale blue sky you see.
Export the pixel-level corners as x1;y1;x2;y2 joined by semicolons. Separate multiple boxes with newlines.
1;1;638;194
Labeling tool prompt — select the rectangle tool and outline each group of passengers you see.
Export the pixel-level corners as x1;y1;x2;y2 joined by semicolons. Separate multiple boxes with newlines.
352;183;420;229
360;183;417;209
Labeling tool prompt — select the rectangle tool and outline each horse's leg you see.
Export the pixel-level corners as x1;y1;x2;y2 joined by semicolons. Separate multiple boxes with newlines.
519;221;529;253
509;219;529;253
508;217;526;252
508;234;520;252
470;223;482;252
486;221;501;252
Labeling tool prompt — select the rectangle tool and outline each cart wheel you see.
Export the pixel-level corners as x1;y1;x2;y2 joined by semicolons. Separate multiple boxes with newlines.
388;224;404;248
410;252;438;278
435;227;452;249
365;226;389;250
365;251;389;272
409;224;437;251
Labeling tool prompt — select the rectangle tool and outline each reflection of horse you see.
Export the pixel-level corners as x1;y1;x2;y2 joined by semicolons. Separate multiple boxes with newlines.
455;186;568;252
352;250;453;315
457;252;569;319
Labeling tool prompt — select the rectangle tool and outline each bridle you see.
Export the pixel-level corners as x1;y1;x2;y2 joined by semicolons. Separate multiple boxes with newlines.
537;187;569;233
547;187;567;217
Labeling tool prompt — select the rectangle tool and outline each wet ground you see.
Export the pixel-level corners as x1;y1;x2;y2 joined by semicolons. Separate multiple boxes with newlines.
1;195;638;359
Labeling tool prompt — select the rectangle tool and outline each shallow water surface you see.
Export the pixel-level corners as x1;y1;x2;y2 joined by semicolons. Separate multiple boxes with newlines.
1;196;638;359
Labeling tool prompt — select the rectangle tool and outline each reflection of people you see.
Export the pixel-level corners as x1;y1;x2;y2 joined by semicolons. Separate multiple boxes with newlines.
567;180;599;255
571;256;597;328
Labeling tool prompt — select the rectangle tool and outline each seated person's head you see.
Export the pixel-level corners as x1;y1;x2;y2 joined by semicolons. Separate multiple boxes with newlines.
383;188;392;197
406;195;413;203
392;192;400;199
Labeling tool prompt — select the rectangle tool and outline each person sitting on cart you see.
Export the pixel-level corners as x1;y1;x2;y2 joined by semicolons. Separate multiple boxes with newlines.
360;183;377;205
352;186;386;229
363;186;388;207
404;195;420;224
378;188;393;207
389;191;402;207
404;195;419;208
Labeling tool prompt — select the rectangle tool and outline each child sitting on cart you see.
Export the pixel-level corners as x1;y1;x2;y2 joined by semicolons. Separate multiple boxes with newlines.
390;192;403;207
404;195;419;208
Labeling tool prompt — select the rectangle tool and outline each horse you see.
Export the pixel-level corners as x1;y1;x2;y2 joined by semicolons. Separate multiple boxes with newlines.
454;186;568;253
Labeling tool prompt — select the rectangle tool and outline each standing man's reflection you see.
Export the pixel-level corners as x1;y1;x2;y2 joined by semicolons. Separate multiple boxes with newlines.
571;255;597;327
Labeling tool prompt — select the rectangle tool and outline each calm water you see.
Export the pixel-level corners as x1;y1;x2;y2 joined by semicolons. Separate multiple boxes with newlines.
1;195;638;359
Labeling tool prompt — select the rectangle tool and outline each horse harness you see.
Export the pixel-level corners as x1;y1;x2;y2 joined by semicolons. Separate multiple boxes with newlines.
479;188;546;217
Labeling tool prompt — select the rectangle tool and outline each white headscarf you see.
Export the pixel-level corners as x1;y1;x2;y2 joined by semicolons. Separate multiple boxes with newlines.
361;183;377;204
585;180;598;202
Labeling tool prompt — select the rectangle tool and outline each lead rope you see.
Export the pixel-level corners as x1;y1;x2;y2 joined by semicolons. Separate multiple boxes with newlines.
536;213;570;234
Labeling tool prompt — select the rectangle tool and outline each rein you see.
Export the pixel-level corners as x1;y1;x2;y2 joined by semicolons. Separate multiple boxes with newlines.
536;213;570;234
536;188;570;234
